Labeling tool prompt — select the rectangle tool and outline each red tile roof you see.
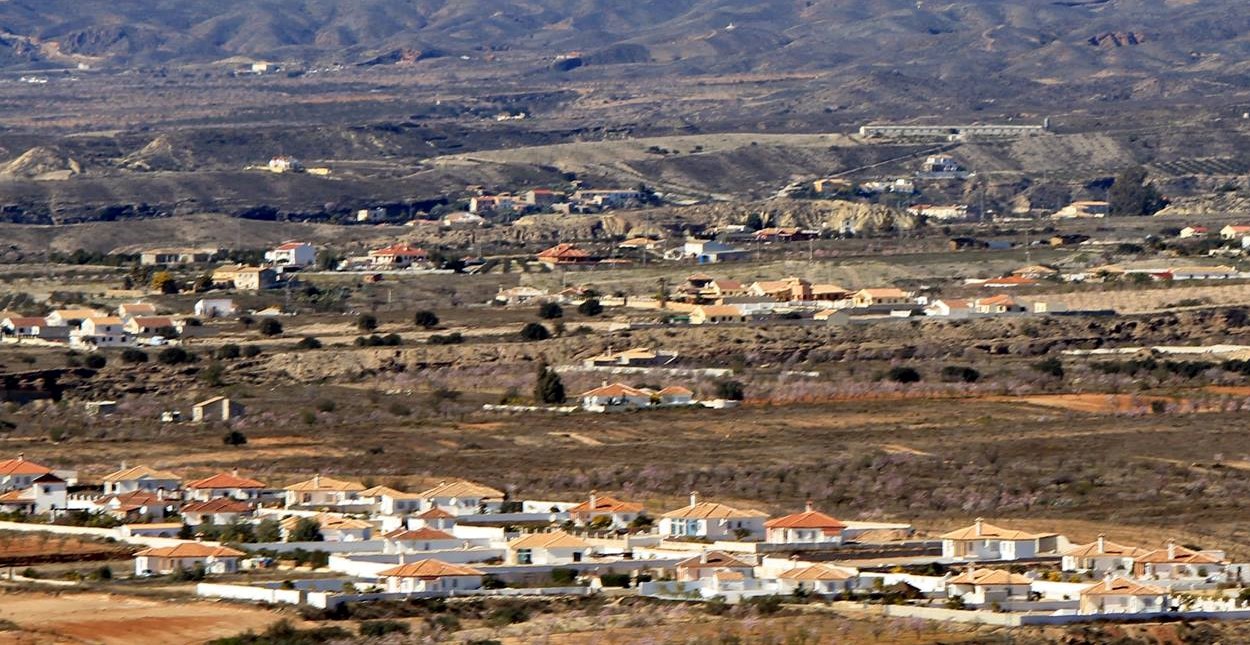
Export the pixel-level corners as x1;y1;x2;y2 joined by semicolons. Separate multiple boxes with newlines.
186;472;266;489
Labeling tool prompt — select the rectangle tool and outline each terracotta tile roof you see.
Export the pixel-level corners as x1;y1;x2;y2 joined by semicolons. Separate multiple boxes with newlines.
360;485;420;499
657;386;693;396
692;305;744;318
384;527;456;541
939;520;1053;541
417;480;504;500
87;317;124;325
186;472;266;490
977;294;1018;307
370;244;427;258
181;498;252;514
662;501;766;520
1080;577;1167;597
856;288;908;298
274;241;309;251
713;570;746;581
0;456;52;477
580;383;650;398
0;489;31;503
130;317;176;328
280;513;373;531
984;276;1038;287
134;543;245;558
97;491;163;507
764;507;846;531
417;507;456;520
1134;544;1225;565
676;551;752;570
378;559;483;578
283;475;366;493
537;243;591;261
708;280;743;291
777;564;855;581
567;494;643;514
3;317;45;326
508;531;591;550
1062;538;1148;559
948;568;1032;586
102;465;181;483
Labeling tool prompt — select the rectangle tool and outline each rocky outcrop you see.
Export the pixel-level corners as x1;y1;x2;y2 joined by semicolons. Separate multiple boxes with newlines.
0;147;82;180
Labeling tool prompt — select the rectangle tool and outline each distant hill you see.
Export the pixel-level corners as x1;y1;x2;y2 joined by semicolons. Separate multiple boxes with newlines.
4;0;1250;101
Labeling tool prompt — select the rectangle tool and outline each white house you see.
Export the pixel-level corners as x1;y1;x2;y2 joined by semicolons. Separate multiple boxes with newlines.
1079;577;1169;615
1061;535;1148;575
946;568;1033;606
73;317;131;349
417;480;505;515
194;299;237;318
45;308;105;327
91;491;168;522
764;502;846;545
184;471;267;502
382;527;463;553
281;513;373;542
657;386;695;406
133;543;245;576
1;316;49;337
566;491;644;530
1132;540;1228;580
411;507;457;531
659;492;767;541
0;473;66;514
579;383;653;412
369;244;428;269
774;564;857;596
925;299;972;319
675;551;755;582
265;241;317;267
377;559;484;593
507;531;593;565
1220;224;1250;241
940;518;1061;561
101;465;182;496
0;455;55;491
361;486;423;516
283;474;366;508
181;498;252;526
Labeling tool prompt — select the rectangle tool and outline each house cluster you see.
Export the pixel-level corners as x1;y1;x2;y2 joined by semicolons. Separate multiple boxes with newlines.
1;302;190;349
577;382;698;412
466;188;649;216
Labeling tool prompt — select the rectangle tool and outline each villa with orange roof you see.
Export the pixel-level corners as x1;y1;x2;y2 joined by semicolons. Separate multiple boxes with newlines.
417;480;505;515
185;471;267;502
377;559;484;593
381;527;463;553
536;243;595;268
1061;535;1150;574
764;502;847;545
360;485;423;515
1132;539;1228;580
264;241;316;267
181;497;253;526
659;492;767;541
508;531;593;565
579;382;653;411
0;454;55;491
775;564;857;595
133;543;246;576
368;243;429;269
280;513;374;542
674;550;755;582
945;568;1033;605
567;491;644;529
940;518;1062;561
283;474;366;508
411;507;457;530
1079;577;1169;615
0;472;66;514
102;465;181;496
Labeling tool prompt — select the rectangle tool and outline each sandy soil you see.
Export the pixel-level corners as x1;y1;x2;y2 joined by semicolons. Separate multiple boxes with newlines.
0;591;283;645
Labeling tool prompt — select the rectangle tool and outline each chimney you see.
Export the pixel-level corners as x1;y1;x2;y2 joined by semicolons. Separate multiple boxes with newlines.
121;460;128;471
700;548;709;564
313;474;320;488
398;552;406;565
589;490;598;509
232;468;239;477
17;453;23;462
805;499;814;514
1097;534;1106;553
1167;539;1177;560
974;517;984;537
157;488;165;501
689;491;699;507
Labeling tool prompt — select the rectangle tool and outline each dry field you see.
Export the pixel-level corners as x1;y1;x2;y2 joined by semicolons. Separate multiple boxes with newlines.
0;534;131;566
0;591;285;645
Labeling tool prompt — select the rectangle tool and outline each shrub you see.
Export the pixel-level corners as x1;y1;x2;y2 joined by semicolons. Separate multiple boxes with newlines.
357;313;378;332
1034;357;1065;378
157;347;191;365
241;345;262;358
520;322;551;341
716;380;746;401
359;620;410;638
258;318;283;337
215;344;241;360
200;362;225;386
300;410;317;425
295;337;322;350
577;299;603;316
487;601;530;627
287;518;323;542
886;366;922;383
84;354;106;369
428;332;464;345
534;363;566;404
315;399;336;413
120;348;148;364
387;402;411;416
551;568;578;585
538;302;563;319
414;310;440;329
222;430;247;447
940;365;980;383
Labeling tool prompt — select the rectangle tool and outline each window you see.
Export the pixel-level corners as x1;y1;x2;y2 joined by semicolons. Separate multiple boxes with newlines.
517;549;533;565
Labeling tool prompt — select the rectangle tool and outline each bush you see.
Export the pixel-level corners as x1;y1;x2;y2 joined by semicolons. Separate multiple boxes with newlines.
1034;357;1065;378
519;322;551;341
486;601;530;627
428;332;464;345
120;348;148;364
258;318;283;337
357;313;378;332
241;345;262;358
287;518;323;542
940;365;980;383
359;620;410;638
538;302;563;319
215;344;241;360
534;363;566;404
295;337;322;350
886;366;922;383
201;362;225;386
716;380;746;401
84;354;106;369
387;402;411;417
577;299;603;316
599;572;631;587
222;430;247;447
157;346;191;365
315;399;336;413
355;334;402;347
551;568;578;585
414;310;439;329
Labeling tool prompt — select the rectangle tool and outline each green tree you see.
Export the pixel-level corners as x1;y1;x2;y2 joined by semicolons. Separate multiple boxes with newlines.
222;430;247;447
1034;357;1065;378
295;336;322;350
534;363;566;404
201;362;225;386
1108;166;1166;217
886;366;922;383
288;517;323;542
520;322;551;341
716;380;746;401
538;302;563;319
745;212;764;231
215;344;240;360
157;346;191;365
84;354;107;369
150;271;179;294
255;518;282;543
258;318;283;337
357;313;378;332
192;274;214;293
413;310;439;329
577;299;603;317
120;348;148;364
